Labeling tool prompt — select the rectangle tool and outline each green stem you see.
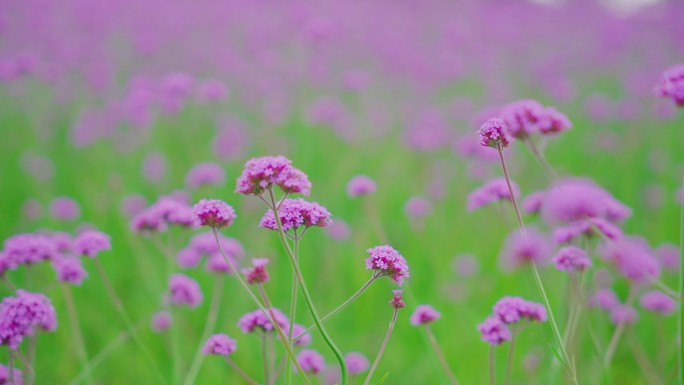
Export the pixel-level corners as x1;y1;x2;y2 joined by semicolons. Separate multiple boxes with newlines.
363;308;399;385
62;285;93;385
226;358;263;385
211;228;311;385
182;278;224;385
489;345;495;385
285;232;300;385
523;137;558;181
93;259;168;385
425;326;460;385
65;330;131;385
504;332;515;385
267;189;348;385
604;288;636;367
9;349;15;385
262;334;269;385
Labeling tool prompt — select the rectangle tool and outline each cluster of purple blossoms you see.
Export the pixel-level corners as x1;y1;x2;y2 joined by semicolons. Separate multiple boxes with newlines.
654;65;684;106
52;257;88;285
499;227;552;269
347;175;377;197
0;364;23;385
259;199;332;231
49;197;81;221
587;288;620;310
2;233;56;269
477;316;511;345
296;349;325;374
410;305;441;326
130;196;197;233
167;274;203;308
552;246;592;272
185;162;226;189
390;290;406;309
242;258;270;284
192;199;236;228
289;324;312;346
151;311;172;332
176;232;244;269
404;197;432;219
639;291;676;315
73;230;111;258
235;156;311;196
610;305;638;325
467;178;520;212
237;308;288;333
202;334;237;356
587;288;646;325
500;99;571;138
478;118;512;149
365;245;410;285
345;352;369;375
598;237;660;284
478;296;545;345
0;290;57;349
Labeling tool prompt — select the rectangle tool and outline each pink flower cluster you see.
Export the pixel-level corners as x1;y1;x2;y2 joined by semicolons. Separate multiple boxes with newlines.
410;305;441;326
390;290;406;309
235;156;311;196
478;296;546;345
185;162;226;189
242;258;270;284
237;308;288;333
73;230;111;258
176;232;244;270
365;245;410;285
478;118;511;149
467;178;519;212
259;199;332;231
167;274;203;308
296;349;325;374
202;334;237;356
552;246;592;272
193;199;236;228
499;227;552;269
130;196;198;233
654;65;684;106
347;175;377;197
0;290;57;349
500;99;571;138
598;237;660;284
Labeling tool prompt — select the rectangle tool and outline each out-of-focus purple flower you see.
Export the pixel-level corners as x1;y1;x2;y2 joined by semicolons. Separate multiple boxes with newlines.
366;245;410;285
552;246;591;272
477;316;511;345
325;219;351;242
453;136;499;162
347;175;377;197
202;334;237;356
167;274;203;308
404;197;432;219
49;197;81;221
121;194;147;218
639;291;676;315
236;156;311;196
51;232;72;253
390;290;406;309
0;290;57;349
185;163;226;189
522;192;546;214
655;243;679;272
242;258;270;284
290;324;312;346
452;254;479;277
21;199;42;221
410;305;440;326
151;311;172;332
238;308;288;333
193;199;236;228
2;234;56;268
345;352;369;375
205;253;235;274
599;237;660;284
501;99;571;137
654;65;684;106
259;199;331;231
212;120;249;161
538;107;572;135
296;349;325;374
499;228;552;269
467;178;519;212
587;288;620;311
479;118;511;148
131;196;198;233
0;364;23;385
176;247;203;269
493;296;547;324
73;230;111;258
142;152;167;182
610;305;638;325
540;179;631;225
196;79;228;103
52;257;87;285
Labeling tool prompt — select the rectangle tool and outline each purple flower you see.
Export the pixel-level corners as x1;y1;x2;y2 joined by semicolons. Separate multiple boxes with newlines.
655;243;679;272
73;230;111;258
325;219;351;242
654;65;684;106
0;290;57;349
259;199;331;231
538;107;572;135
193;199;236;228
522;191;546;214
599;237;660;284
49;197;81;221
51;232;72;253
366;245;410;285
52;257;87;285
235;156;311;196
196;79;228;103
493;297;547;324
610;305;638;325
131;196;198;233
639;291;676;316
500;99;544;138
479;118;511;148
390;290;406;309
290;324;312;346
587;288;619;310
238;308;288;333
467;178;519;212
188;232;244;259
499;228;552;269
345;352;369;375
242;258;270;284
176;248;203;269
204;253;235;274
539;179;631;225
202;334;237;356
404;197;432;219
410;305;440;326
2;234;56;268
167;274;203;308
552;246;592;272
185;163;226;189
0;364;23;385
477;316;511;345
296;349;325;374
347;175;377;197
151;311;172;332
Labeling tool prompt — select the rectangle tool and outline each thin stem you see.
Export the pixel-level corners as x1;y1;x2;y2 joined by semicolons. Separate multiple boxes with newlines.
362;308;399;385
182;278;224;385
489;345;495;385
628;333;663;385
524;137;558;181
267;189;348;385
15;349;34;381
210;227;311;385
62;285;93;385
93;258;168;385
652;278;682;301
27;334;36;385
425;326;460;385
504;333;515;385
65;330;131;385
9;349;15;385
285;232;300;385
226;358;263;385
679;172;684;385
365;198;388;243
293;275;380;342
604;289;636;367
262;334;270;385
497;146;525;233
172;307;181;385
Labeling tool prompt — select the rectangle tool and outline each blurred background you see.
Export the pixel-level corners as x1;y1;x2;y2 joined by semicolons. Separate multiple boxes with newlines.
0;0;682;384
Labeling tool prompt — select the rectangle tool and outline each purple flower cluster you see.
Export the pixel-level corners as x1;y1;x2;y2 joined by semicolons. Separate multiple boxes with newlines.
598;236;660;284
347;175;377;197
151;311;172;332
130;196;198;233
390;290;406;309
235;156;311;196
500;99;571;138
52;257;88;285
477;316;511;346
73;230;111;258
654;65;684;106
2;233;56;268
259;198;332;231
202;333;237;356
365;245;410;285
296;349;325;374
478;296;545;345
167;274;203;308
639;291;675;316
192;199;236;228
345;352;369;375
0;290;57;349
552;246;592;272
185;162;226;189
176;232;244;269
410;305;441;326
0;364;23;385
499;227;552;269
242;258;270;284
237;308;288;333
467;178;519;212
478;118;511;149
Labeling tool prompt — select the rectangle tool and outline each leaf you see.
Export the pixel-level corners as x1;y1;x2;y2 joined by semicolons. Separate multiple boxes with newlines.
373;372;390;385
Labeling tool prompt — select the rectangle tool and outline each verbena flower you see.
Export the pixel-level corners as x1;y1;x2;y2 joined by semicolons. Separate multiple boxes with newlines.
552;246;592;272
587;288;619;310
499;227;552;269
73;230;111;258
49;197;81;221
167;274;203;308
204;253;235;274
477;316;511;345
259;198;331;231
345;352;369;375
390;290;406;309
366;245;410;285
237;308;288;333
639;291;676;315
467;178;519;212
193;199;236;228
242;258;270;284
52;257;87;285
185;162;225;189
296;349;325;374
151;311;172;332
202;334;237;356
492;296;547;324
479;118;512;148
410;305;440;326
0;290;57;349
347;175;377;197
654;64;684;106
2;233;56;268
610;305;638;325
235;155;311;196
598;237;660;284
0;364;23;385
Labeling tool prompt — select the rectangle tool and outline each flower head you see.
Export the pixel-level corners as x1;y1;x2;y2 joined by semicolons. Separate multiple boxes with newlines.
0;290;57;349
345;352;369;375
202;334;237;356
598;237;660;284
185;162;225;189
639;291;676;315
390;290;406;309
404;196;432;219
410;305;441;326
654;65;684;106
242;258;270;284
0;364;23;385
587;288;619;310
167;274;203;308
499;227;552;269
259;198;331;231
347;175;377;197
204;253;235;274
49;197;81;220
296;349;325;374
73;230;111;258
479;118;512;148
610;305;638;325
2;233;56;268
290;324;312;346
193;199;236;228
539;179;631;225
493;296;547;324
52;257;87;285
365;245;410;285
151;311;172;332
238;308;288;333
467;178;519;212
552;246;592;272
235;156;311;196
477;316;511;345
